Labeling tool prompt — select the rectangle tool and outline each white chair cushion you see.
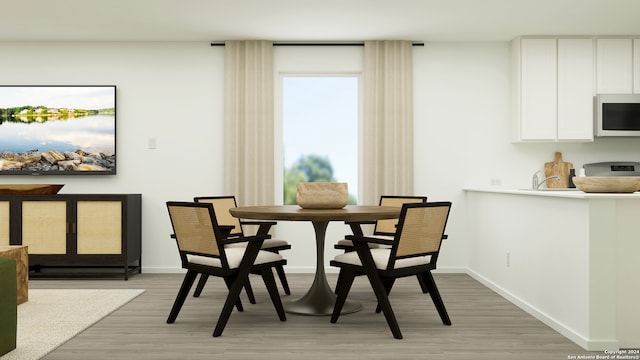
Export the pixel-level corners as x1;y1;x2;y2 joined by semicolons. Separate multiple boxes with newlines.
187;248;283;269
333;248;431;270
260;239;289;249
224;239;288;249
225;242;248;248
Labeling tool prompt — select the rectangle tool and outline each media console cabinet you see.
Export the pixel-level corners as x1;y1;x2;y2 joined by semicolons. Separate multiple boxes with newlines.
0;194;141;280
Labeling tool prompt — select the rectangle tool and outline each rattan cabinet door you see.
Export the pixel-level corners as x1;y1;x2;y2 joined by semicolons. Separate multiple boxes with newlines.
76;200;122;255
22;201;67;254
0;201;9;246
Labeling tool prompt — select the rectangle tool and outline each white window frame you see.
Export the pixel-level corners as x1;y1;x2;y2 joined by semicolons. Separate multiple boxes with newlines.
273;46;364;205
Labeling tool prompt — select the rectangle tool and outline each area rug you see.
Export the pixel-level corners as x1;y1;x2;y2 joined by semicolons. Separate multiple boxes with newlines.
1;289;145;360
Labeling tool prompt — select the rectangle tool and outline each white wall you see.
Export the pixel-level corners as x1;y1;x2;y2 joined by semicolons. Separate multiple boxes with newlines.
2;41;638;273
0;42;225;272
413;42;512;269
413;42;640;271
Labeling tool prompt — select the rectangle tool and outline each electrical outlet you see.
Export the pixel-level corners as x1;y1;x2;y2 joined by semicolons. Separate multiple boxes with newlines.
490;178;502;186
506;252;511;267
148;137;157;149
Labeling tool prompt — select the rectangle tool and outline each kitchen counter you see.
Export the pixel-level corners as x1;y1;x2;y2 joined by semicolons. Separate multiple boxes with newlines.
465;187;640;198
464;188;640;351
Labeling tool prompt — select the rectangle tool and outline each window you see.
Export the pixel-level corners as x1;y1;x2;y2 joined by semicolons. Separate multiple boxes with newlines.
281;76;359;205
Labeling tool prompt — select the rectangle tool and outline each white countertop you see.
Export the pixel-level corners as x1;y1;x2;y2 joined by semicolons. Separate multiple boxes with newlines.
465;187;640;198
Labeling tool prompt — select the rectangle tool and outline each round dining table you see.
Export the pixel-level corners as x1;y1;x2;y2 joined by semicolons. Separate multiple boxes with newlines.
229;205;400;316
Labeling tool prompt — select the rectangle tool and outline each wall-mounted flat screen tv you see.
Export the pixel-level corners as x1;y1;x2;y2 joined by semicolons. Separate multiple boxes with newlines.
0;85;116;175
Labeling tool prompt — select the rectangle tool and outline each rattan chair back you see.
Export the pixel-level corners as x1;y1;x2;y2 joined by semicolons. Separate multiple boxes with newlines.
374;196;428;236
194;196;243;237
393;202;451;260
167;202;224;262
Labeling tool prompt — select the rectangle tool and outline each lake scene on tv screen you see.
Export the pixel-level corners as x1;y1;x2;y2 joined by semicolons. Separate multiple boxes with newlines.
0;86;115;174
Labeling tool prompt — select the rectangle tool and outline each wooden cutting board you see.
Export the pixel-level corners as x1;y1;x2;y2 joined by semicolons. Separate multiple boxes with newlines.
544;152;574;188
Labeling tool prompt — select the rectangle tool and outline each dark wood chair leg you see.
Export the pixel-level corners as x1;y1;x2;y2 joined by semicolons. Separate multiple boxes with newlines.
334;247;354;293
417;274;429;293
364;270;402;339
198;273;255;305
375;278;396;313
334;268;345;294
214;273;250;337
261;267;287;321
420;271;451;325
351;241;403;339
275;265;291;295
213;242;263;337
167;270;198;323
244;277;256;304
193;273;209;297
223;276;244;312
330;269;356;323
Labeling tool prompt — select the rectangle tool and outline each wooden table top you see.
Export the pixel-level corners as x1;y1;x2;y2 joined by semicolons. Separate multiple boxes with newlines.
229;205;400;222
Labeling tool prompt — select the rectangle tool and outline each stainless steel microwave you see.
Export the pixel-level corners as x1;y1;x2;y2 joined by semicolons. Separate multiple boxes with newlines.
595;94;640;137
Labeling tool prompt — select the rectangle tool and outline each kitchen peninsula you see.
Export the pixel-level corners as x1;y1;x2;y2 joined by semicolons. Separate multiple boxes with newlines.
465;188;640;351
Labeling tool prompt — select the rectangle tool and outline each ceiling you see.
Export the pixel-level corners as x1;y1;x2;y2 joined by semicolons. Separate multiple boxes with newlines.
2;0;640;42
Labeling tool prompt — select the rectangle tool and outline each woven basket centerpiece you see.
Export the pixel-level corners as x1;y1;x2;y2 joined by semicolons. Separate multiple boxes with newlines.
296;182;348;209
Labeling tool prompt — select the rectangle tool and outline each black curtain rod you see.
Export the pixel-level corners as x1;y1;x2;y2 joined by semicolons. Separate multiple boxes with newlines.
210;42;424;47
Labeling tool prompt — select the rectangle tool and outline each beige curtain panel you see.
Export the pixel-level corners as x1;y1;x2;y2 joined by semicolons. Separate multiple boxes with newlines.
224;40;275;206
362;40;415;206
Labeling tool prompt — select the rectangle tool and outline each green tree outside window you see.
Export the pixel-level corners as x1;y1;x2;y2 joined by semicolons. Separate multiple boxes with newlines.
284;154;357;205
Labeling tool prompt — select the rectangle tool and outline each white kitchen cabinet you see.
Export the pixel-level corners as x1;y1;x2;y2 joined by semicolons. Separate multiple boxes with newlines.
512;37;594;142
512;38;557;141
557;38;595;140
596;38;633;94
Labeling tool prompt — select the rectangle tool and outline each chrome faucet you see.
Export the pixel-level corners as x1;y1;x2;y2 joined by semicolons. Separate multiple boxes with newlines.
532;170;560;190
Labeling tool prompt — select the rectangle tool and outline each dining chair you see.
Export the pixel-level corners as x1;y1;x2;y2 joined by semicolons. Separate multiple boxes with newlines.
334;195;428;251
334;195;428;293
193;196;292;302
166;201;286;337
330;201;453;339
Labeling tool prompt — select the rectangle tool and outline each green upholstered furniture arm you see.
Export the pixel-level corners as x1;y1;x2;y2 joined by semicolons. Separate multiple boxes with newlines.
0;256;17;356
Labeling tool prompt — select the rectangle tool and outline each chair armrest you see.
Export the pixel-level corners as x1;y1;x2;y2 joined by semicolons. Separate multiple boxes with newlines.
241;220;277;226
240;220;277;236
218;225;235;239
345;220;377;237
344;220;377;225
221;234;270;245
345;235;394;246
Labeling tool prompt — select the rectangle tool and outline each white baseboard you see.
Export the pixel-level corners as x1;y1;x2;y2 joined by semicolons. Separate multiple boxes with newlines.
142;267;185;273
466;269;619;351
251;266;468;274
142;266;468;274
142;266;323;274
433;267;468;274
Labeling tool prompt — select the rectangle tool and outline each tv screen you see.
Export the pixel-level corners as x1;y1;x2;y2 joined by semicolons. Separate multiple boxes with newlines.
0;85;116;175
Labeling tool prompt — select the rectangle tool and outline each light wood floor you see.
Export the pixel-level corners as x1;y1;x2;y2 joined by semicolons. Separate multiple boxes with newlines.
29;273;598;360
